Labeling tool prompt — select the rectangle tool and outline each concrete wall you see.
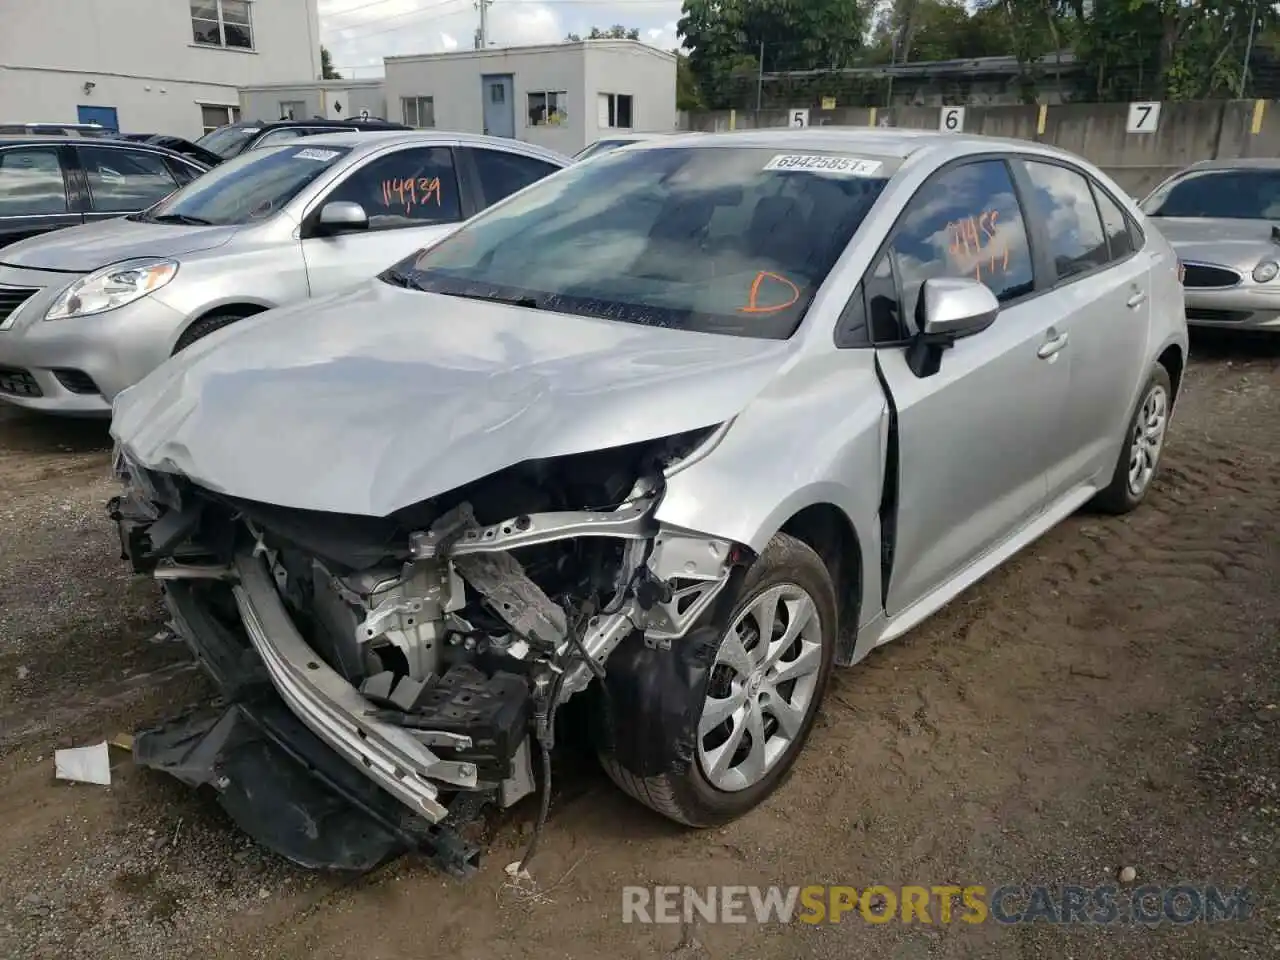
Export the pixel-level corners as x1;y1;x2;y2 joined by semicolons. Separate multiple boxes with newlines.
0;0;321;140
385;41;677;155
239;82;387;124
680;99;1280;198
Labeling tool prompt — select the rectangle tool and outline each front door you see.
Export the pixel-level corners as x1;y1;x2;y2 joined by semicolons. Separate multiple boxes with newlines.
77;105;119;132
870;158;1071;616
481;75;515;138
301;144;466;298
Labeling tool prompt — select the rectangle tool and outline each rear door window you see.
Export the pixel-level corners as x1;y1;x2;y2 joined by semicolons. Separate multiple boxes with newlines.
465;148;561;209
79;146;180;213
0;147;69;216
868;159;1033;340
1092;184;1135;261
1021;161;1109;281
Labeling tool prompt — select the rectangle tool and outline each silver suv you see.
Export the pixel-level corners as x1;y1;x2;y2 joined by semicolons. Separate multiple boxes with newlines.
0;131;570;414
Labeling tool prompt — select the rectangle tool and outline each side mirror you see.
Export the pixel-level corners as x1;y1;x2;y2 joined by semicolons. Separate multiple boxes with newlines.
917;276;999;339
906;277;999;378
318;201;369;235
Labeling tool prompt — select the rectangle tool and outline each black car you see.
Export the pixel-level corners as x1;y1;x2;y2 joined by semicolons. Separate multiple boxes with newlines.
0;136;211;248
117;134;225;169
194;118;411;161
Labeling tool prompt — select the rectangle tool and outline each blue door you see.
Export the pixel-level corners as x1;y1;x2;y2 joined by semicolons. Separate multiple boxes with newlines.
480;75;514;139
77;105;119;132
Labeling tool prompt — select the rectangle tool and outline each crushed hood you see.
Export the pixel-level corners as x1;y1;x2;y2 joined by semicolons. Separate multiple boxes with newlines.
111;280;792;516
1153;217;1280;272
0;217;240;272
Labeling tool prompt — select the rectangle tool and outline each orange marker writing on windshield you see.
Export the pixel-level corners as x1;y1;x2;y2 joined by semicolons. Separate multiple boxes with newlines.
739;271;801;314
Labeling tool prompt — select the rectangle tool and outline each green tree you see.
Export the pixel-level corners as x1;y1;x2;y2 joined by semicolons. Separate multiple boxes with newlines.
675;51;705;110
566;25;641;41
320;45;342;80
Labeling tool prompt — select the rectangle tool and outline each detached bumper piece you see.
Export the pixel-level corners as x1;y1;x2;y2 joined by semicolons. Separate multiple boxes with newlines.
131;564;492;875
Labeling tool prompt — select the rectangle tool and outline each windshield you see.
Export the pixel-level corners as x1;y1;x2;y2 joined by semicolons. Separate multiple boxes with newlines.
1141;168;1280;220
195;124;262;159
385;146;892;339
573;139;638;161
134;144;350;226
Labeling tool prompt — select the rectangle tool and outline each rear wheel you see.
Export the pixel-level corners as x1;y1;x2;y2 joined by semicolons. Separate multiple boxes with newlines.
598;533;837;827
1093;363;1173;514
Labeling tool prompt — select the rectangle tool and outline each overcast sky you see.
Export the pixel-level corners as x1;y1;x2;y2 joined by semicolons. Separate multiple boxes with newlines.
319;0;684;78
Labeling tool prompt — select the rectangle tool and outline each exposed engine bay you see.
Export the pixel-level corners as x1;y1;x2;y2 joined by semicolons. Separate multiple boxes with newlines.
108;425;746;874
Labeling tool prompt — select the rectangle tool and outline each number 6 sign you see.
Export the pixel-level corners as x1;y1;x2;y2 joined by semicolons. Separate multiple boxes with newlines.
1127;102;1161;134
789;109;810;128
940;106;965;132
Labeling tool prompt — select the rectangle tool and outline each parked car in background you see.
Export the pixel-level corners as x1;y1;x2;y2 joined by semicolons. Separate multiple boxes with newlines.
106;129;1187;871
0;135;209;248
0;131;570;414
118;134;225;169
1141;158;1280;331
0;122;112;137
573;131;684;161
195;118;411;161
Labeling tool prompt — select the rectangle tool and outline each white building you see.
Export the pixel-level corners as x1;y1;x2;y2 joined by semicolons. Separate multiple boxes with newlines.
383;40;678;155
238;79;388;124
0;0;322;140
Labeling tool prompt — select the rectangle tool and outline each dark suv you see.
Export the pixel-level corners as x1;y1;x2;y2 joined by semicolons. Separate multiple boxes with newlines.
194;118;411;161
0;136;211;248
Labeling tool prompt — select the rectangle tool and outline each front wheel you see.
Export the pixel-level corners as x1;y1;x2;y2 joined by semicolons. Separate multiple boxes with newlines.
1093;363;1173;514
598;533;838;827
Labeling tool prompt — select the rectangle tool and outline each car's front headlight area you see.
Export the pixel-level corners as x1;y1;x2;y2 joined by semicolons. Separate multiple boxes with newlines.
1253;260;1279;284
45;259;179;321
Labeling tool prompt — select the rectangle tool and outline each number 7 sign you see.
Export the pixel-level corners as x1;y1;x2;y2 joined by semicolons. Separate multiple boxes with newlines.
1127;102;1161;134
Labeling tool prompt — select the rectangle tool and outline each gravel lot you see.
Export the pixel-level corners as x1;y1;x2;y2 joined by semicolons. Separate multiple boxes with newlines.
0;331;1277;960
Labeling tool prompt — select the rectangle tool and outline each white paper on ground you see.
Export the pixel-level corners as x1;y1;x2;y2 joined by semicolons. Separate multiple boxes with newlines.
54;741;112;786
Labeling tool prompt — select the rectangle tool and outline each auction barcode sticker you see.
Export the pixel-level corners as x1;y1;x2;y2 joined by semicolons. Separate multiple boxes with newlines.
763;154;883;177
294;148;341;161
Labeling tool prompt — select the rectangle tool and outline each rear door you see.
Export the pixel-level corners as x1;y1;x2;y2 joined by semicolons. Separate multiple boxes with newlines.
457;147;564;212
75;144;183;224
1013;159;1152;499
871;157;1072;616
300;144;470;298
0;144;82;247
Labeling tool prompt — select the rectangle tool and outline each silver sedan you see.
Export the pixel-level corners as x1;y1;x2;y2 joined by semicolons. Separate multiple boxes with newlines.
110;129;1187;868
0;131;570;415
1141;158;1280;331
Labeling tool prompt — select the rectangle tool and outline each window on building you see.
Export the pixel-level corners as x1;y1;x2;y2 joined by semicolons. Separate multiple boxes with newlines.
527;92;568;127
191;0;254;50
0;147;68;217
279;101;306;121
401;97;435;128
597;93;633;129
78;147;180;214
1022;160;1109;281
199;103;240;134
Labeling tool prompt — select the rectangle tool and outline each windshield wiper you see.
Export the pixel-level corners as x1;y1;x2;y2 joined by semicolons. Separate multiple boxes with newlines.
380;267;427;291
147;213;215;226
445;290;543;310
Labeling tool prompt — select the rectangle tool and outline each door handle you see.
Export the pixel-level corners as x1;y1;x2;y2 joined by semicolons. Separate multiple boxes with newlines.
1037;331;1069;359
1126;291;1147;309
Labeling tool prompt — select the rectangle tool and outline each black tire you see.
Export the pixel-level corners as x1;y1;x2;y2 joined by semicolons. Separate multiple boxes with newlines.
598;532;838;827
172;311;246;355
1092;363;1173;515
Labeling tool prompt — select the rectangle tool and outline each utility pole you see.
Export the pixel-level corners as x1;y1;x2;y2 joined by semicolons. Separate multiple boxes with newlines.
476;0;492;49
1241;0;1259;97
756;42;764;112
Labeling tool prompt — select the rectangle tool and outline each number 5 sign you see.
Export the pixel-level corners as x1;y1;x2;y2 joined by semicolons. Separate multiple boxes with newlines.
940;106;965;132
1127;102;1161;134
789;108;810;129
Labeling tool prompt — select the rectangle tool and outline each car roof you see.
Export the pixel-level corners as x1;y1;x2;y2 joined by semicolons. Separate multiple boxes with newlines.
1181;157;1280;172
291;129;573;165
626;126;1098;165
234;118;407;131
0;134;212;166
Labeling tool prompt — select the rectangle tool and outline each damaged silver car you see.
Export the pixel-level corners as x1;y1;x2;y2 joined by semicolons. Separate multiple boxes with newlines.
108;129;1188;874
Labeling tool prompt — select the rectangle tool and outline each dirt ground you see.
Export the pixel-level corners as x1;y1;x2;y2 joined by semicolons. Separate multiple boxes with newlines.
0;331;1277;960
